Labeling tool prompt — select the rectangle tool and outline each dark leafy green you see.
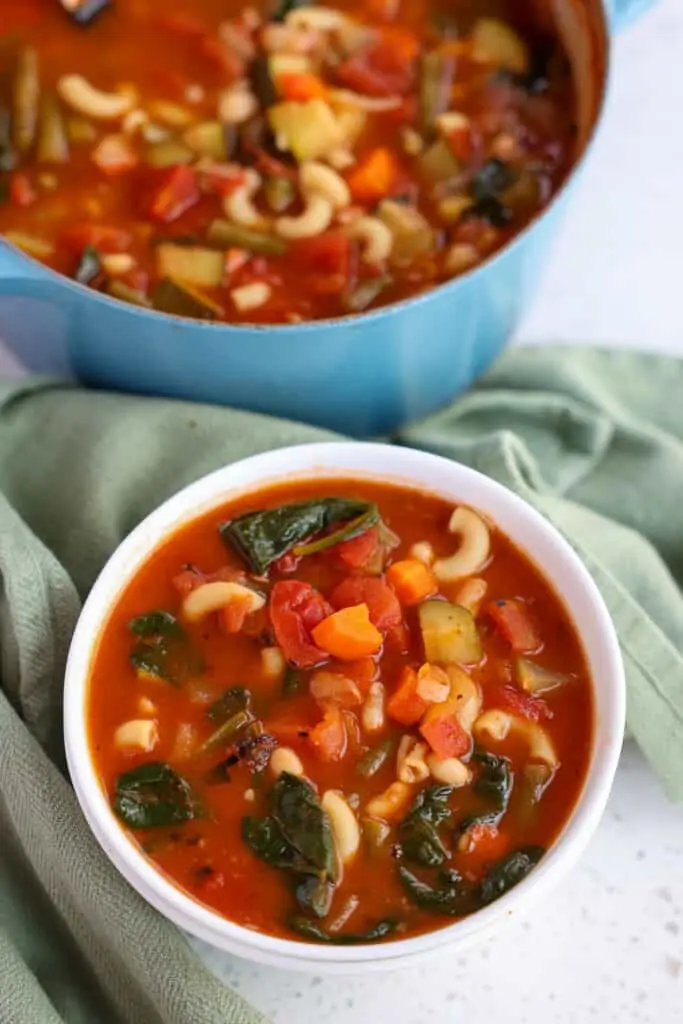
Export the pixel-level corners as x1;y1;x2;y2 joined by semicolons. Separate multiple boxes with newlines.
152;277;217;321
468;159;516;226
129;610;182;638
74;244;101;286
220;497;379;574
114;762;197;829
399;785;453;867
398;866;479;916
293;506;379;557
206;685;252;722
480;846;545;905
271;0;308;22
251;55;277;109
458;751;511;837
287;916;399;944
242;773;338;918
283;668;304;696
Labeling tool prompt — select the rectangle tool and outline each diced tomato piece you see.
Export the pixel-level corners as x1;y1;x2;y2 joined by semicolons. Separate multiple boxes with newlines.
330;576;402;632
420;714;470;759
387;665;429;726
61;223;133;256
269;581;331;668
487;599;541;653
9;172;36;208
308;706;347;762
274;551;302;574
149;165;200;223
335;37;416;97
199;164;247;198
335;526;380;569
295;231;352;277
447;122;473;162
460;824;510;869
488;683;552;722
341;657;376;694
384;622;409;654
277;73;327;102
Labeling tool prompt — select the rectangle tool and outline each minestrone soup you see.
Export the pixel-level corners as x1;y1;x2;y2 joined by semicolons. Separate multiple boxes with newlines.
0;0;576;323
87;478;593;944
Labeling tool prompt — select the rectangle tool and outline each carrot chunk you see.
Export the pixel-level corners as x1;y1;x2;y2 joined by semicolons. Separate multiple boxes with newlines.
311;603;383;660
386;559;438;606
420;714;470;759
386;665;429;726
277;73;328;102
346;147;398;203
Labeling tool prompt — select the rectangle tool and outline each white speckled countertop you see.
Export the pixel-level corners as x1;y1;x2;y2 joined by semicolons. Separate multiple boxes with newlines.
1;1;682;1020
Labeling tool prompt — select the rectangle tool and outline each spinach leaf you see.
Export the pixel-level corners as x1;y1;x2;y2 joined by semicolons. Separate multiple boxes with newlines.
272;773;337;881
129;610;183;638
220;497;379;574
74;244;102;285
206;685;252;722
399;785;453;867
128;609;201;685
458;751;511;837
283;667;304;696
242;773;338;917
293;506;379;557
480;846;545;905
288;915;399;944
295;875;335;919
270;0;308;22
398;866;479;916
468;159;515;227
114;762;197;829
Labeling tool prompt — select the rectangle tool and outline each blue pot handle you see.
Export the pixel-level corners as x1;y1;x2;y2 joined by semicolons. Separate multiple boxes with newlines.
609;0;656;31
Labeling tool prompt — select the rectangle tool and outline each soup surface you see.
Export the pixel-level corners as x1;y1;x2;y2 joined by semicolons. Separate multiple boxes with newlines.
87;478;593;944
0;0;576;323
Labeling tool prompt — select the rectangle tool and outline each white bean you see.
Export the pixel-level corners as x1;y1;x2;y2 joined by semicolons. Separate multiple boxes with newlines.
433;507;491;582
231;282;273;313
427;754;472;787
57;75;134;121
182;581;265;623
218;81;258;125
361;681;385;734
270;747;305;778
322;790;360;865
261;646;286;680
275;193;334;239
224;168;268;229
397;740;430;784
346;216;393;264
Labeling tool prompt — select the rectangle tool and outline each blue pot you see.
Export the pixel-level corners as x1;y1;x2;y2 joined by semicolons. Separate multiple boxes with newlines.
0;0;653;436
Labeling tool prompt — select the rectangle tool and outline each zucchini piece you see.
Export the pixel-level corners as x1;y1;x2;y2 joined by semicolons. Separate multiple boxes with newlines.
268;99;344;161
419;600;482;665
13;46;40;154
107;279;152;307
37;92;69;164
252;56;278;109
151;277;219;321
156;244;225;288
206;218;287;255
378;200;434;267
182;120;228;160
418;139;459;184
470;18;530;75
343;274;392;313
144;138;194;169
516;658;569;695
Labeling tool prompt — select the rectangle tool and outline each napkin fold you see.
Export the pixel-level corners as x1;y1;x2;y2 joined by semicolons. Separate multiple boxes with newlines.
1;345;682;1024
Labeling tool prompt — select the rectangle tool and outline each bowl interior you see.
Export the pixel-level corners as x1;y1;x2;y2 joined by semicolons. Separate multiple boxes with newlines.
64;442;625;971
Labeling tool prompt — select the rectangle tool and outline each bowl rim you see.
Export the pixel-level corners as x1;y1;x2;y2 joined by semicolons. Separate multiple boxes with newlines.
64;441;626;971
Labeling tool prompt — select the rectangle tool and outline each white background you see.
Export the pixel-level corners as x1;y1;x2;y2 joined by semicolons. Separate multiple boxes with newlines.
1;0;682;1020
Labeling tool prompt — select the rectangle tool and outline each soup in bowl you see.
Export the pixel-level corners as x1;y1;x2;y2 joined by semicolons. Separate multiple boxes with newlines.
64;442;625;970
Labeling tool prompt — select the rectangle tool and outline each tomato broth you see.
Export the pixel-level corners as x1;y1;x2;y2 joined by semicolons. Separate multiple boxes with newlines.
0;0;576;323
87;478;593;944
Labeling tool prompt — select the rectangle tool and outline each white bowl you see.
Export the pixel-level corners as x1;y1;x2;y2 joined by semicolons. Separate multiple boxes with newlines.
64;442;625;973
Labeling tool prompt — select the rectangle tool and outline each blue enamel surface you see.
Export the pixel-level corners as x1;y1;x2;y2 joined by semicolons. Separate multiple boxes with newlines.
0;0;653;436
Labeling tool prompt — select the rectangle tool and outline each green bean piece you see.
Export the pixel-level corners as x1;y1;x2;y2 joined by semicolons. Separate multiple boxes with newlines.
357;738;393;778
37;92;69;164
264;175;295;213
197;709;252;754
206;219;287;255
13;46;40;154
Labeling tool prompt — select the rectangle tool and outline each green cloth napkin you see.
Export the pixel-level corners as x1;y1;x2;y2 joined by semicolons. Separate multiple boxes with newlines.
1;345;682;1024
